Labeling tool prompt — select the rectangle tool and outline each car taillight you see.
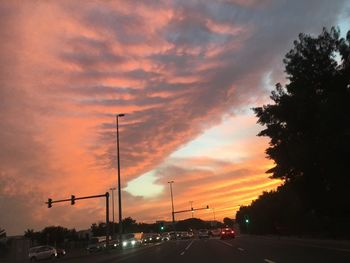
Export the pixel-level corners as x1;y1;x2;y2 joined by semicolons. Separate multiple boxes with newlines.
231;231;234;234
221;232;225;234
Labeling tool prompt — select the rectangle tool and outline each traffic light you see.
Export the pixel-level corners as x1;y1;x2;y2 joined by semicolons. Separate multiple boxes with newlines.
48;198;52;208
71;195;75;205
160;222;165;231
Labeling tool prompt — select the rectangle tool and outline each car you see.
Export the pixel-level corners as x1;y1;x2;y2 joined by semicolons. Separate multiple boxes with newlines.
122;238;140;248
179;231;191;239
29;246;57;262
161;233;170;241
142;233;161;244
108;239;120;249
168;231;177;240
86;236;106;253
210;228;221;237
120;233;141;248
220;227;235;239
198;229;210;239
56;248;66;258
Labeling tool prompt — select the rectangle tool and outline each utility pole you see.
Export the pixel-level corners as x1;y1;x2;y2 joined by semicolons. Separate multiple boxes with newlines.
168;181;175;230
190;201;194;218
116;113;125;241
110;187;116;239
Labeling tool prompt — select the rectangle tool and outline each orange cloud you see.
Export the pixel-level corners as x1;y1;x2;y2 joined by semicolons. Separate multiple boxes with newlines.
1;0;345;235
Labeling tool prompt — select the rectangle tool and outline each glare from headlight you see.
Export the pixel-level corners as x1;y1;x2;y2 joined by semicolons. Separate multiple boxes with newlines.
122;241;128;247
131;240;136;245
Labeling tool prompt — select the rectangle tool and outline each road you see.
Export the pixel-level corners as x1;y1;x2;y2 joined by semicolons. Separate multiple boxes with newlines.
62;235;350;263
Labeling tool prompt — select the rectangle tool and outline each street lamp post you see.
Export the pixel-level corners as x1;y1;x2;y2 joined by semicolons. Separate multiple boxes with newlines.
168;181;175;229
110;187;116;238
190;201;194;218
116;113;125;240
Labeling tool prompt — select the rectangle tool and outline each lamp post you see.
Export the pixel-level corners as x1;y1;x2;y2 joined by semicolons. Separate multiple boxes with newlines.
168;181;175;229
116;113;125;240
110;187;116;238
190;201;194;218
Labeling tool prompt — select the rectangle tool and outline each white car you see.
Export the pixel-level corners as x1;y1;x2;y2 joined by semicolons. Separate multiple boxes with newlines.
198;229;210;239
29;246;57;262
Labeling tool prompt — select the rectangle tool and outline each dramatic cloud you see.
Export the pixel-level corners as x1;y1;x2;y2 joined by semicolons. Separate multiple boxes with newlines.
0;0;348;234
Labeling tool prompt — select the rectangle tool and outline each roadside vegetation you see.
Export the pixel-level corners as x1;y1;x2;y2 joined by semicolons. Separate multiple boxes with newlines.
237;27;350;238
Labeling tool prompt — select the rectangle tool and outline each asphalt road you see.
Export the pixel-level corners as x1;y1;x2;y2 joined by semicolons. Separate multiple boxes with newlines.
61;235;350;263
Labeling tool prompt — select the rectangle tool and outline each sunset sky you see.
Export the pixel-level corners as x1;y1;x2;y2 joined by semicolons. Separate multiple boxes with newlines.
1;0;349;235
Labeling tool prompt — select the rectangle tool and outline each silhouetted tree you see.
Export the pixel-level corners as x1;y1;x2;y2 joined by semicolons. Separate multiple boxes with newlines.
122;217;137;233
223;217;235;227
91;222;106;236
0;228;5;239
240;27;350;237
176;218;207;231
40;226;70;246
24;229;40;244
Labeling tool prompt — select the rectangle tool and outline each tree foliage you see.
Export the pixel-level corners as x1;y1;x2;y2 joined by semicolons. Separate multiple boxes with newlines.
23;226;78;247
0;228;6;239
238;27;350;237
223;217;235;227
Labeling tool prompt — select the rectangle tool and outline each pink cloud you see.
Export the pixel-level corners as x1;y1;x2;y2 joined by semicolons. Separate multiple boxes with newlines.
0;0;346;234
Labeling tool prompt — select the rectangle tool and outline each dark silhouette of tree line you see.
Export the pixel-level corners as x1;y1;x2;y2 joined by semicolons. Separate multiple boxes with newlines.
91;217;225;235
22;216;227;247
236;27;350;238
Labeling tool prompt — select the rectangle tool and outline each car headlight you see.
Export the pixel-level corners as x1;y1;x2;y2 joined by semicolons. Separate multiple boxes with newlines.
122;241;128;247
156;237;160;240
114;244;117;247
131;240;136;245
149;238;152;241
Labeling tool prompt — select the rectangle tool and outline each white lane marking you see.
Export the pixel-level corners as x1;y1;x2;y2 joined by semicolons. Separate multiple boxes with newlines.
264;259;276;263
180;240;195;256
185;240;194;250
219;240;233;247
238;247;244;251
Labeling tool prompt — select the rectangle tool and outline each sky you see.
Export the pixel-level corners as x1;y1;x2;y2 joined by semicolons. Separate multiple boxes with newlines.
0;0;349;235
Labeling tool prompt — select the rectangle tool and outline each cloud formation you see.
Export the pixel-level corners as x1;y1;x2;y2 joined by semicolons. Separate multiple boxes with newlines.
0;0;347;234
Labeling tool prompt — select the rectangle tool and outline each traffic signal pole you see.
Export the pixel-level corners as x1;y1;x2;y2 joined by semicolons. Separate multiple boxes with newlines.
173;205;209;215
46;192;110;247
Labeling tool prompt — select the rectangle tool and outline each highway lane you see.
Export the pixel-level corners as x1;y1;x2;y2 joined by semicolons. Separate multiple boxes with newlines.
62;236;350;263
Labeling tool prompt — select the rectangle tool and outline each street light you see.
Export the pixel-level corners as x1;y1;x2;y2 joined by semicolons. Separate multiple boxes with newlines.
116;113;125;240
110;187;116;238
168;181;175;229
190;201;194;218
